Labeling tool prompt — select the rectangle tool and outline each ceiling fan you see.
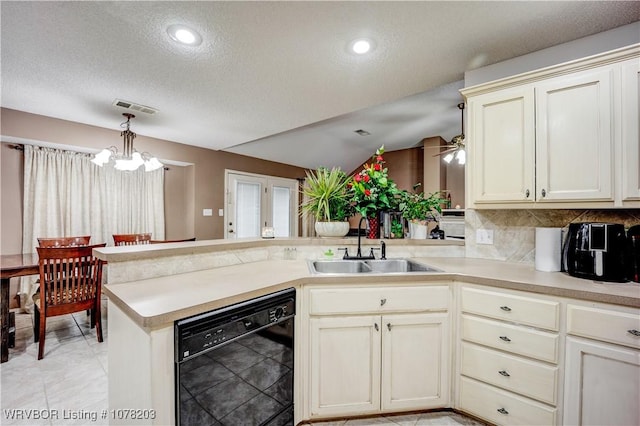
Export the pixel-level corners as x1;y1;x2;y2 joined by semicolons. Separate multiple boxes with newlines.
430;102;466;165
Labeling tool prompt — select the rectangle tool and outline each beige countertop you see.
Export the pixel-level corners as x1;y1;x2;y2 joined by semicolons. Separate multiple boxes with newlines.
104;256;640;330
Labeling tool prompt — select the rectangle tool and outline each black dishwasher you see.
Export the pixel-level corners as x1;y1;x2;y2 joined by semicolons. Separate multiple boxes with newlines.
175;288;295;426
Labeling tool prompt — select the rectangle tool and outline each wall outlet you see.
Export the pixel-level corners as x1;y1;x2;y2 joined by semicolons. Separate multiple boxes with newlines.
218;209;224;217
202;208;213;216
476;229;494;245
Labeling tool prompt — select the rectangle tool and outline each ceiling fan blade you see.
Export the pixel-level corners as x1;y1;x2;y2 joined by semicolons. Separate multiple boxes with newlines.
432;147;458;157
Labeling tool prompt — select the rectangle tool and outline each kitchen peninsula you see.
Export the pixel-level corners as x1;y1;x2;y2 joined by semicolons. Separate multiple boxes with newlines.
96;238;640;426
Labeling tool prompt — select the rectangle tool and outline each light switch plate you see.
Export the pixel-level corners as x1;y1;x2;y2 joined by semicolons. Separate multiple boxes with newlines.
218;209;224;217
476;229;494;245
202;208;213;217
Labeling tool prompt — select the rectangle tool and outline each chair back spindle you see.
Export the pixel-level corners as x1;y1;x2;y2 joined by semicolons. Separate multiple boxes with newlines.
113;233;152;246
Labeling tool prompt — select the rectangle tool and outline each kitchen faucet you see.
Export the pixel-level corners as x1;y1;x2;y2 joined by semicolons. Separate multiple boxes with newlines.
339;216;386;260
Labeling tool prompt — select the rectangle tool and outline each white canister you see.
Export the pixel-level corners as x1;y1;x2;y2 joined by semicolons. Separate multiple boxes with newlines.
535;227;563;272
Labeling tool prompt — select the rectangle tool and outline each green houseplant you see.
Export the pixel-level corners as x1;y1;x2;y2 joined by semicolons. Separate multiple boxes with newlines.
301;167;353;237
399;184;446;239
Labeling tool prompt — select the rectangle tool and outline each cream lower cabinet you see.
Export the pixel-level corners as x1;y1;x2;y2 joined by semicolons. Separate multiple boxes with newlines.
457;285;560;425
563;303;640;425
304;285;450;419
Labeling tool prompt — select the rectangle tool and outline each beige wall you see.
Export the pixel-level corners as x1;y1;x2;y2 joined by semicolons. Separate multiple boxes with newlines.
0;108;307;247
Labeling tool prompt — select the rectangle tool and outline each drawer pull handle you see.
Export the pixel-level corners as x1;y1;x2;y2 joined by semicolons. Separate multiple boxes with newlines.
499;336;511;342
500;306;512;312
380;298;387;306
497;408;509;415
498;370;511;377
387;323;392;331
628;329;640;337
374;323;379;332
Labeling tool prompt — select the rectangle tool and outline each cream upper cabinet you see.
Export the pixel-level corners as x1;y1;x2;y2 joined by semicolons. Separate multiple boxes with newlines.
463;44;639;208
622;57;640;201
535;67;614;202
469;86;535;203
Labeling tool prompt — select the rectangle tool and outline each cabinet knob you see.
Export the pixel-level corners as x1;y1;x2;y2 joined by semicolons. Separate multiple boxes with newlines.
525;189;530;198
497;408;509;415
628;329;640;337
374;323;379;332
541;188;546;198
500;306;512;312
499;336;512;342
498;370;511;377
380;298;387;306
387;323;392;331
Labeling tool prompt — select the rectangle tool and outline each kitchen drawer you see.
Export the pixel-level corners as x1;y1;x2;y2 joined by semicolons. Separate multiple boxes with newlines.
567;304;640;350
459;376;556;426
461;287;559;331
461;315;559;363
461;342;558;405
308;285;449;315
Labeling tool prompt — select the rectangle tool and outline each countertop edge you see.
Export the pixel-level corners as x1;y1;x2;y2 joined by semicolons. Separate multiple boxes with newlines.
104;259;640;330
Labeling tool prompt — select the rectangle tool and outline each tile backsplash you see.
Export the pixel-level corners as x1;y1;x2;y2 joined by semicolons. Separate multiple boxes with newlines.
465;209;640;263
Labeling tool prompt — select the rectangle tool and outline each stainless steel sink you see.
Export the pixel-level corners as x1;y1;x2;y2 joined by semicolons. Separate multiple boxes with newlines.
309;259;442;274
364;259;442;273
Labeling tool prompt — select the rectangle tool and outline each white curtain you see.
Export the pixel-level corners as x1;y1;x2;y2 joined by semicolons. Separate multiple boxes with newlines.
21;145;164;309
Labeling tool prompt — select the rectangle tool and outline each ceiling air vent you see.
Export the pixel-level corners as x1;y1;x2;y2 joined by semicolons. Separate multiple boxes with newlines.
354;129;371;136
112;99;159;115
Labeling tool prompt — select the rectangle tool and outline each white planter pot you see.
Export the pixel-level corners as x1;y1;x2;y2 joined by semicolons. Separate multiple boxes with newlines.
409;221;427;239
315;221;349;237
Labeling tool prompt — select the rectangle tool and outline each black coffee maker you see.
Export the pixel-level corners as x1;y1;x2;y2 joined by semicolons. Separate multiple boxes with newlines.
562;223;627;282
626;225;640;283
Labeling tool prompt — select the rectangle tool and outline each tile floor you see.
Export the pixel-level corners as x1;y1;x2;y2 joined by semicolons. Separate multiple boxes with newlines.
1;304;487;426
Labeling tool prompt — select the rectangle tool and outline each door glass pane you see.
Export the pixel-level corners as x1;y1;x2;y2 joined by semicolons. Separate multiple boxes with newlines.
236;181;261;238
272;186;290;237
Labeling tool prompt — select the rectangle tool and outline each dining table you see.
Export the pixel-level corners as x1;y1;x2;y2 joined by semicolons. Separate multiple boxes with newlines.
0;253;39;363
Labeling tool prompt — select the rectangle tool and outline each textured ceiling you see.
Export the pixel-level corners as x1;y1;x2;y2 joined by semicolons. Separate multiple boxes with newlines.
1;1;639;171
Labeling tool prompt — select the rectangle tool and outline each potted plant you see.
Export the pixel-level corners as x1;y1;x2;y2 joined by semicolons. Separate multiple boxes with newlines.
348;146;400;238
399;184;446;239
301;167;353;237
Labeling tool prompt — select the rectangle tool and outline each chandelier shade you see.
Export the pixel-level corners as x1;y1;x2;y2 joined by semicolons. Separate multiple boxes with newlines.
91;113;163;172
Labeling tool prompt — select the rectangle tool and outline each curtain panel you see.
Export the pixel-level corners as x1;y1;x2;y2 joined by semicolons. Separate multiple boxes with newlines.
21;145;165;309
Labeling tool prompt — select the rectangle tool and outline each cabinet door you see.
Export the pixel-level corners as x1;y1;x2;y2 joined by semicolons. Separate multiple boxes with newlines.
309;316;381;417
469;86;535;203
564;336;640;426
535;67;614;202
622;58;640;201
381;313;449;411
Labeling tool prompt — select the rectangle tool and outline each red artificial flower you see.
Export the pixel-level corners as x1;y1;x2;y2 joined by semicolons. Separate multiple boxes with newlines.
364;189;371;196
374;163;382;171
355;174;362;182
363;174;370;183
376;155;383;162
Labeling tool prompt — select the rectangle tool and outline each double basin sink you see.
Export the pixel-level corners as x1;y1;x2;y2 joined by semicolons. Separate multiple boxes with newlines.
308;258;442;275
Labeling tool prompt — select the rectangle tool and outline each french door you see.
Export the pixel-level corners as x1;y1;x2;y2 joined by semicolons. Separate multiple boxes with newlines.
225;171;298;239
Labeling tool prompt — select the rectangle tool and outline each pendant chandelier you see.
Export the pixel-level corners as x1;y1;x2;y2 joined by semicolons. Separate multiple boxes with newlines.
91;113;163;171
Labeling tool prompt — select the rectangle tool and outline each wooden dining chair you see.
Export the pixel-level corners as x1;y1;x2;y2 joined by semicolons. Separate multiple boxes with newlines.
37;235;91;248
150;237;196;244
113;233;152;246
33;243;106;360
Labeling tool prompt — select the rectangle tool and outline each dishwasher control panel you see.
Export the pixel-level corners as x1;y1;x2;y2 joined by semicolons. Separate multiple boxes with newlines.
175;288;295;362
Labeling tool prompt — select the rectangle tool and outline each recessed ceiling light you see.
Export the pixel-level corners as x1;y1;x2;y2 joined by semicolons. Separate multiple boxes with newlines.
354;129;371;136
351;39;372;55
167;25;202;46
